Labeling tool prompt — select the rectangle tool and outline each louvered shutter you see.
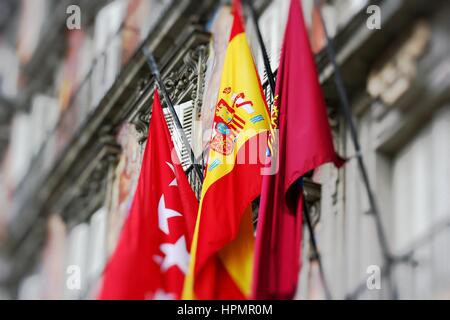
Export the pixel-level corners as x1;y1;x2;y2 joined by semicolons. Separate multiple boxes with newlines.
163;100;195;170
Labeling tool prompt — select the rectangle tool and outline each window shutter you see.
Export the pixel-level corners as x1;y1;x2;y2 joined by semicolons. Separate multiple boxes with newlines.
163;100;195;170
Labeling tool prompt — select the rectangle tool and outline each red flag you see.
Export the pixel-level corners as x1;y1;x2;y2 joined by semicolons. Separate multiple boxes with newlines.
98;90;198;300
252;0;343;300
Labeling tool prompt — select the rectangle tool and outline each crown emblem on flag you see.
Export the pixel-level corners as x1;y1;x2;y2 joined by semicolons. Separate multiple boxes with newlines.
211;88;256;156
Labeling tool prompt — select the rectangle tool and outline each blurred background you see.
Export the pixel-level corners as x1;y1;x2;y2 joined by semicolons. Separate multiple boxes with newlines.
0;0;449;300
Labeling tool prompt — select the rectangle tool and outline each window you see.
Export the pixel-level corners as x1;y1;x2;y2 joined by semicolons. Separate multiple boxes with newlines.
390;107;450;252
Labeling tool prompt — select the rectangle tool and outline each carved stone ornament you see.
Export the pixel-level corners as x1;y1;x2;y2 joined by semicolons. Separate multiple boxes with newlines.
367;21;431;107
130;28;210;144
57;126;121;226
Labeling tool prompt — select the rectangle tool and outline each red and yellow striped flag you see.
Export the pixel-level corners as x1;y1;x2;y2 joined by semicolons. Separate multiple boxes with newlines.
182;0;270;300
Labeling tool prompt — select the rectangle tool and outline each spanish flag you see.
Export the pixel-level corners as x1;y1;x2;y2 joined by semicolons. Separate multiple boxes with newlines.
183;0;270;300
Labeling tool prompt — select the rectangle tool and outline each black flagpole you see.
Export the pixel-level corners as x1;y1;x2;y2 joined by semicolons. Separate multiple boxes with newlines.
314;0;406;299
313;0;392;261
303;196;332;300
142;47;204;182
245;0;333;300
245;0;276;96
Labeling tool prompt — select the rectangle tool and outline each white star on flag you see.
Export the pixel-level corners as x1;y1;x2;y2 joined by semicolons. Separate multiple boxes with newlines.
166;162;177;187
146;289;176;300
158;195;182;235
159;236;190;274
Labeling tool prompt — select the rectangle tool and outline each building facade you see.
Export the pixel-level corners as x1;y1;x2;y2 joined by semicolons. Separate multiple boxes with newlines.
0;0;449;299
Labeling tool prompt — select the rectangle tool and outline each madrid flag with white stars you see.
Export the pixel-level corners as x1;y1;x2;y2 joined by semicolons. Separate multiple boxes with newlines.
98;90;198;300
